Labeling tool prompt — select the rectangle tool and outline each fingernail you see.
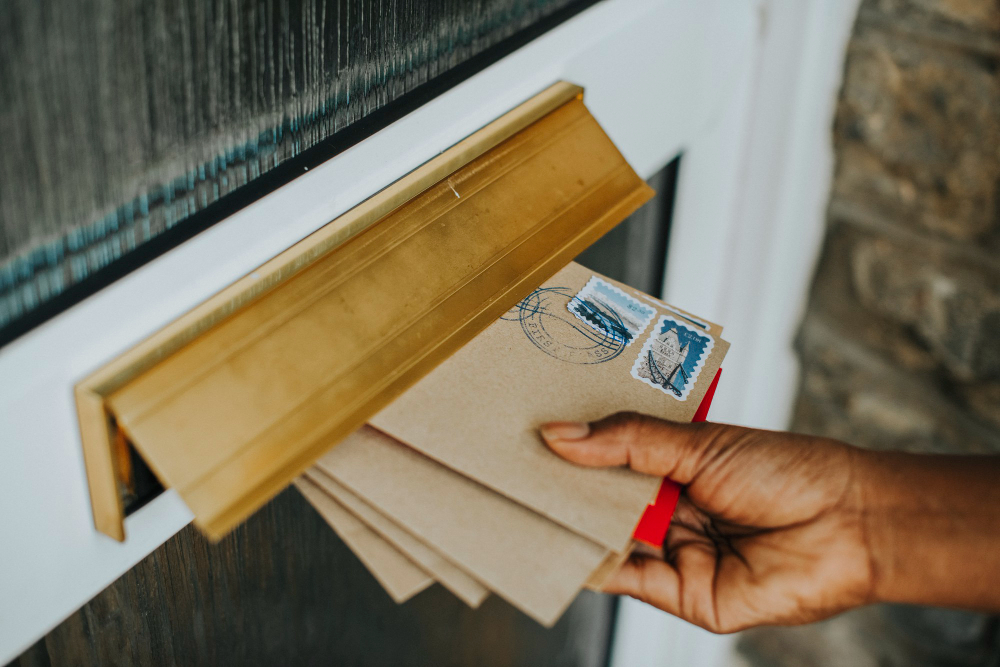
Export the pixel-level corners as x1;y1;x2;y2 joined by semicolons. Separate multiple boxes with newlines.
540;421;591;442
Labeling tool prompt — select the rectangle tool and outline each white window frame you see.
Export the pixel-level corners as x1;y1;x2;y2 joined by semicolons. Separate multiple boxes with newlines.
614;1;860;664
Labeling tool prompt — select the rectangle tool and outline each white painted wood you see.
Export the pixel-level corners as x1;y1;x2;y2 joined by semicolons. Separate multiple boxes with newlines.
0;0;755;661
610;1;862;665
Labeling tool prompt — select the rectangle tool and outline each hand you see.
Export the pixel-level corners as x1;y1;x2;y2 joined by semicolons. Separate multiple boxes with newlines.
540;414;876;633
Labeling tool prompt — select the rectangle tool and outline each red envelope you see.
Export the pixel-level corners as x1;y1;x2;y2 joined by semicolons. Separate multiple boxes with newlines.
631;368;721;547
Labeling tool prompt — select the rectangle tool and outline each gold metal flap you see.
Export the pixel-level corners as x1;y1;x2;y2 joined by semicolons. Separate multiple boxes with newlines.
76;81;654;542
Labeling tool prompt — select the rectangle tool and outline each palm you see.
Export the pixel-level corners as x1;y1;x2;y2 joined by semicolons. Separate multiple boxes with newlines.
663;495;872;632
656;430;875;632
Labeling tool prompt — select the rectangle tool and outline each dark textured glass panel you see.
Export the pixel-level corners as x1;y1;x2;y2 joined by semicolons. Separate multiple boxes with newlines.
0;0;596;342
10;487;616;667
576;157;681;296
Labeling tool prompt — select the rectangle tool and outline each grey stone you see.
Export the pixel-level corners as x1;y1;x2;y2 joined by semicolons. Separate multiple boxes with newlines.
880;605;997;658
801;219;941;375
862;0;1000;36
959;381;1000;430
738;606;1000;667
833;24;1000;242
735;1;1000;664
796;315;1000;454
848;231;1000;381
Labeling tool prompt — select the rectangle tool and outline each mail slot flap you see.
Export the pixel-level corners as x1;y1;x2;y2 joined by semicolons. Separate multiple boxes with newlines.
76;81;654;542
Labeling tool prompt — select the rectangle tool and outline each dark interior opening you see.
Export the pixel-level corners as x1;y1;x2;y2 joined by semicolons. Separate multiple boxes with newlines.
576;155;681;297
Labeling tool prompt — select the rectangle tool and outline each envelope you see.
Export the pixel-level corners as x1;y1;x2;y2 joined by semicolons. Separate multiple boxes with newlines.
304;369;722;617
313;425;610;626
302;262;729;624
301;469;490;608
306;428;630;619
371;262;728;552
294;476;433;603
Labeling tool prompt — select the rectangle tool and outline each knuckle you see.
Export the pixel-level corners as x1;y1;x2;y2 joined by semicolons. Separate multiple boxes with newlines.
598;413;678;471
630;557;656;604
596;412;647;446
603;411;644;430
610;412;654;439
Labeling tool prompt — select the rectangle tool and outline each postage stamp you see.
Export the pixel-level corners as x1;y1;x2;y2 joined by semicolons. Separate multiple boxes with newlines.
504;286;628;364
567;276;656;347
631;314;715;400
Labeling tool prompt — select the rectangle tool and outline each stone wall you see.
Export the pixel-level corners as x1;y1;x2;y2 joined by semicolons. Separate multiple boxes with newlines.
739;0;1000;664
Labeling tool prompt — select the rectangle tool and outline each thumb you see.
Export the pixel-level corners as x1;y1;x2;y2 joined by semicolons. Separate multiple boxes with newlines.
539;412;721;484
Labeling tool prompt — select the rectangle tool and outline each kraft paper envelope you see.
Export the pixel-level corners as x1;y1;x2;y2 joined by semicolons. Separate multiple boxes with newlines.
313;426;609;626
371;262;729;552
302;470;490;608
294;477;432;603
305;440;623;607
584;549;633;591
306;433;625;604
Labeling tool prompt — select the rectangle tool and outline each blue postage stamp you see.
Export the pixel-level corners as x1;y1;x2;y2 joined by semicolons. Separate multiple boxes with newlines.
567;276;656;347
631;314;715;400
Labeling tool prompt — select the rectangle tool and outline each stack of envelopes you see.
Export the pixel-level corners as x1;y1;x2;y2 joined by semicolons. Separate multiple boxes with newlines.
296;262;729;626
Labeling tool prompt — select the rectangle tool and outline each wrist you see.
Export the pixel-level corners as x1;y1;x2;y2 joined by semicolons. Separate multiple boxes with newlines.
853;448;907;606
854;448;1000;611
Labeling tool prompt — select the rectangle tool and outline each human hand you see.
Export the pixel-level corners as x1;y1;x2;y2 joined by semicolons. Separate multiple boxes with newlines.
540;414;876;633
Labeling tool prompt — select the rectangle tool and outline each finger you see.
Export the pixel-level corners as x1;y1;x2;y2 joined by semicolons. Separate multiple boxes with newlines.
540;412;725;483
601;554;681;617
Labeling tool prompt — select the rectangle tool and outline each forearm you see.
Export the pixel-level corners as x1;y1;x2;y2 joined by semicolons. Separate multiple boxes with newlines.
859;449;1000;612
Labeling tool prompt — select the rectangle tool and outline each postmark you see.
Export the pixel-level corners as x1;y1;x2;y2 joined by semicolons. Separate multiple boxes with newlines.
631;314;715;400
568;276;656;346
504;286;628;364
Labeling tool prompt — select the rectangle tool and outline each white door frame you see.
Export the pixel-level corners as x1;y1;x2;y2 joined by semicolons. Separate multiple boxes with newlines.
611;1;861;665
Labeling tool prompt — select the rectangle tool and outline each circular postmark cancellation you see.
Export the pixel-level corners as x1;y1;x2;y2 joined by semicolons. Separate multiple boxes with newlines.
503;287;627;364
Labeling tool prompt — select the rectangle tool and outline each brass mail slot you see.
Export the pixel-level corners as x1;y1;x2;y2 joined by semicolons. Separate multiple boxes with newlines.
75;81;654;542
